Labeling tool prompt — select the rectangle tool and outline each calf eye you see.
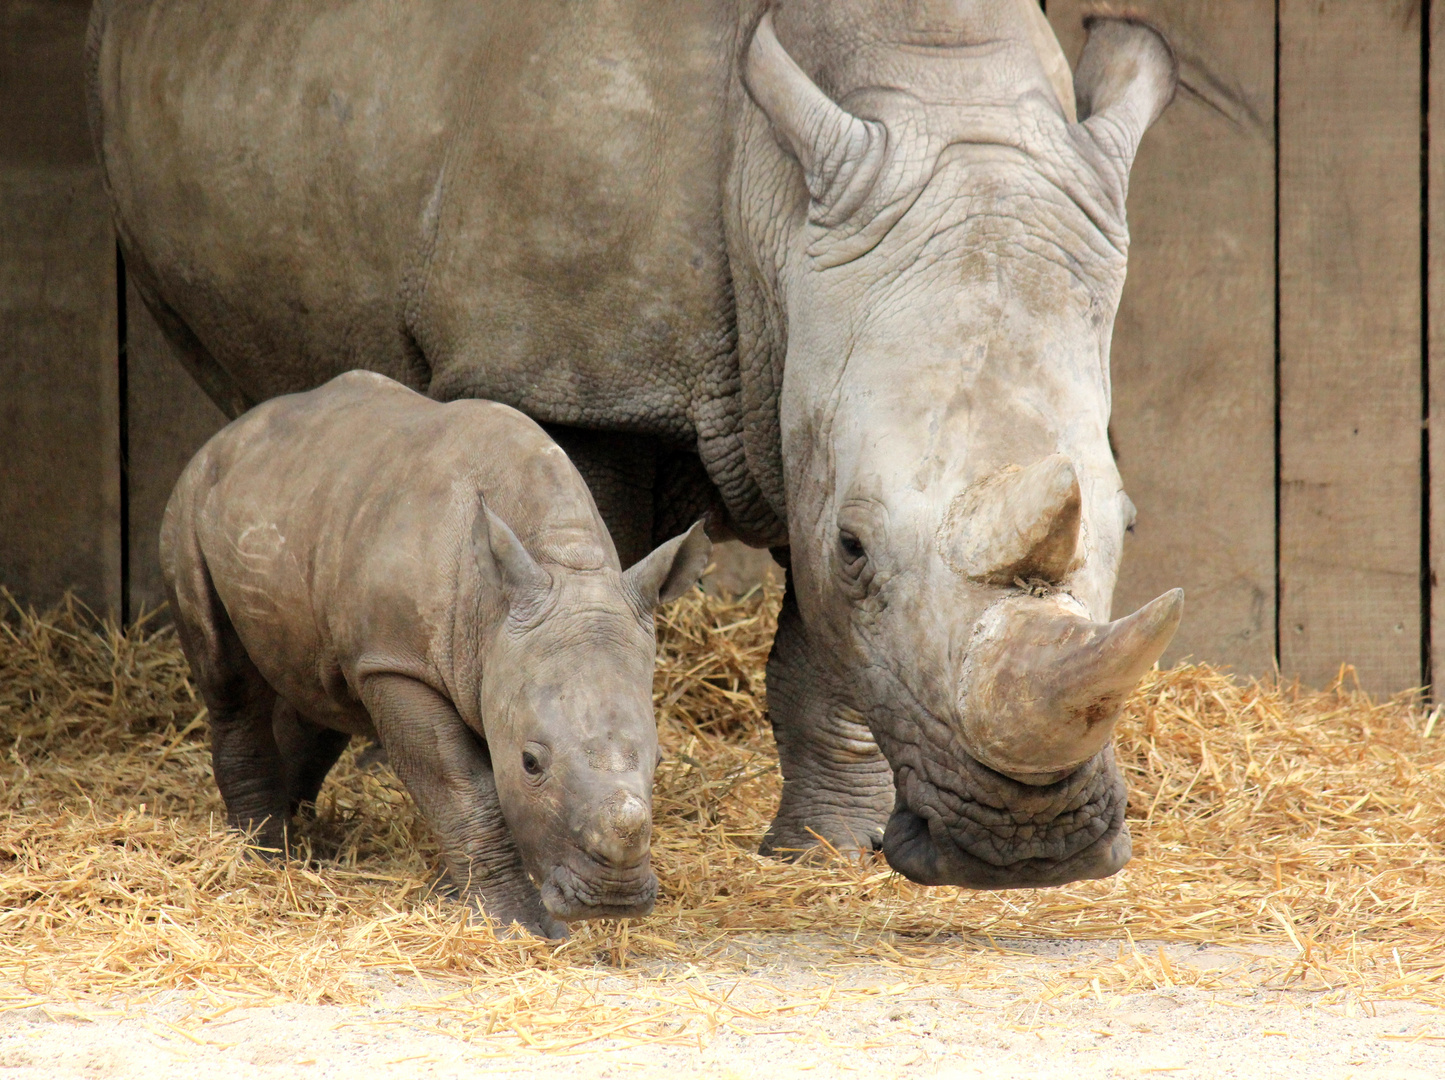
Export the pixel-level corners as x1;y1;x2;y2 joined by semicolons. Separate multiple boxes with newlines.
521;750;544;776
839;531;866;563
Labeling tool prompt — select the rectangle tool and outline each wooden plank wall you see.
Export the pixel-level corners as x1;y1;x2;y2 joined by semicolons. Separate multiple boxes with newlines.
1;1;1439;694
1051;0;1431;692
1049;0;1279;678
1277;0;1424;692
0;0;121;615
1435;0;1445;695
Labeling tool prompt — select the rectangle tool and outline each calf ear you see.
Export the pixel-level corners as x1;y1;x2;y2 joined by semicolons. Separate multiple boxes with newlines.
1073;16;1178;175
472;497;551;603
623;520;713;609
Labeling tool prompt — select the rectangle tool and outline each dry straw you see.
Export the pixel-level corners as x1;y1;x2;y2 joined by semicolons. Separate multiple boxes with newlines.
2;583;1443;1050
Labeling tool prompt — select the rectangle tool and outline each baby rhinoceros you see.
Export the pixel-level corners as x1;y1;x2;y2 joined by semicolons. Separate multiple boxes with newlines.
161;370;711;938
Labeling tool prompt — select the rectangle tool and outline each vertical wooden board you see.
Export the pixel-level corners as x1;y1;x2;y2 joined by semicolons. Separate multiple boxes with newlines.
1432;0;1445;695
125;279;228;617
1049;1;1279;676
0;0;121;614
1279;0;1423;692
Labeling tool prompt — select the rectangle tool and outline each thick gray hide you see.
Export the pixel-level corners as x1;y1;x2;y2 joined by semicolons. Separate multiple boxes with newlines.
161;371;710;937
96;1;1181;889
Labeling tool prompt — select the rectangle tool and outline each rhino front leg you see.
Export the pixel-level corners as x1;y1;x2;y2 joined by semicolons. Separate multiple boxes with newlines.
359;674;566;939
759;576;894;860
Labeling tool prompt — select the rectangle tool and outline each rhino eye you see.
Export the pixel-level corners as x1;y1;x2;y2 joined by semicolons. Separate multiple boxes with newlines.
838;530;866;564
521;750;544;776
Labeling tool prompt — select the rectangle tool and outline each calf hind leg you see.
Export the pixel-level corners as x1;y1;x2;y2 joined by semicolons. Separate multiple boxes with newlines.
166;555;290;848
272;699;351;816
199;646;292;850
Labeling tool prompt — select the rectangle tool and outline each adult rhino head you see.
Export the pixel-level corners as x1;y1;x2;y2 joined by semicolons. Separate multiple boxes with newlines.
731;4;1182;887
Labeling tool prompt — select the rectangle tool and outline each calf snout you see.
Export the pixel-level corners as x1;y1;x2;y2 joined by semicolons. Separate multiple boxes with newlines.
581;789;652;868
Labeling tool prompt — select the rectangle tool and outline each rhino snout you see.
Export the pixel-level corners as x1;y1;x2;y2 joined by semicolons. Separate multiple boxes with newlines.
580;789;652;869
881;745;1133;889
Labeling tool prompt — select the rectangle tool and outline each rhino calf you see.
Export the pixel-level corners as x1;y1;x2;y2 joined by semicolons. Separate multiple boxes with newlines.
161;371;711;937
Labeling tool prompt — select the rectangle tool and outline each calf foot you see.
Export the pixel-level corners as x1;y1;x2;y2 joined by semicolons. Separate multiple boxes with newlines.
428;865;567;939
481;900;570;941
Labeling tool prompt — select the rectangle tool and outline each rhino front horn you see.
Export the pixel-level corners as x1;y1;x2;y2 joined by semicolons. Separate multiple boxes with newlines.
957;589;1184;784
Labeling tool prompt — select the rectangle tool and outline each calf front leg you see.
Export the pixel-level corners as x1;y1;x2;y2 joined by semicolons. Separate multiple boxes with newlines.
359;674;565;938
760;576;895;861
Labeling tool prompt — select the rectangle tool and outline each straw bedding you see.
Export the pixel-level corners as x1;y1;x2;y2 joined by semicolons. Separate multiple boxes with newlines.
2;583;1443;1049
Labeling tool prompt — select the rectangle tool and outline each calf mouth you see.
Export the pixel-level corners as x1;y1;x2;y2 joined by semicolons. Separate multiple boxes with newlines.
880;744;1131;889
538;858;659;921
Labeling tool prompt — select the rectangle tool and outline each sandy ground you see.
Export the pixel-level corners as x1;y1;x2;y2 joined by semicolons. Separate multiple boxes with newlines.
3;936;1441;1080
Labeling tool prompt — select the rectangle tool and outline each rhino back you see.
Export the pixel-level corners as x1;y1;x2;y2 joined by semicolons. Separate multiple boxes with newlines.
93;0;741;443
188;373;612;722
413;0;738;446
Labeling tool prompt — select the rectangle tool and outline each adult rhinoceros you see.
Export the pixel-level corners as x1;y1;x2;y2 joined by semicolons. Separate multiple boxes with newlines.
88;0;1183;889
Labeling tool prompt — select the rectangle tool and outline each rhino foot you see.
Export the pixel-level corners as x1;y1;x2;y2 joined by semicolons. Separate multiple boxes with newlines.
759;574;895;863
759;808;887;863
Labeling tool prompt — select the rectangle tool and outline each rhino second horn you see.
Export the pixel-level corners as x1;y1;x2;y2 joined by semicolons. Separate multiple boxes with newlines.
958;589;1184;784
941;455;1084;585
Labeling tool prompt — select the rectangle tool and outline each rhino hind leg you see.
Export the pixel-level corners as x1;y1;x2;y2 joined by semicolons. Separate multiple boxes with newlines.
759;574;895;861
189;613;292;851
542;426;657;567
272;699;351;817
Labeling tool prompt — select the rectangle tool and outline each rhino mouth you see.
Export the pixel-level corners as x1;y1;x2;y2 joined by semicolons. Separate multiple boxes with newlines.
539;858;659;921
881;744;1131;888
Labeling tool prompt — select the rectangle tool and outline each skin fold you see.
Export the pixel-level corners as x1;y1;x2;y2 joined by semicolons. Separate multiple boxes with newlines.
97;0;1180;889
161;371;711;937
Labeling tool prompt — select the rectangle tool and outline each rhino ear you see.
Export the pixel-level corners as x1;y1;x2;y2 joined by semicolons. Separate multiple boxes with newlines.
1073;16;1178;174
743;11;887;226
473;497;550;604
623;520;713;609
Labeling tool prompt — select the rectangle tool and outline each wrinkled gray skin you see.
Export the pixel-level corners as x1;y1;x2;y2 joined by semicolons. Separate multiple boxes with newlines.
161;371;712;937
95;0;1182;890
